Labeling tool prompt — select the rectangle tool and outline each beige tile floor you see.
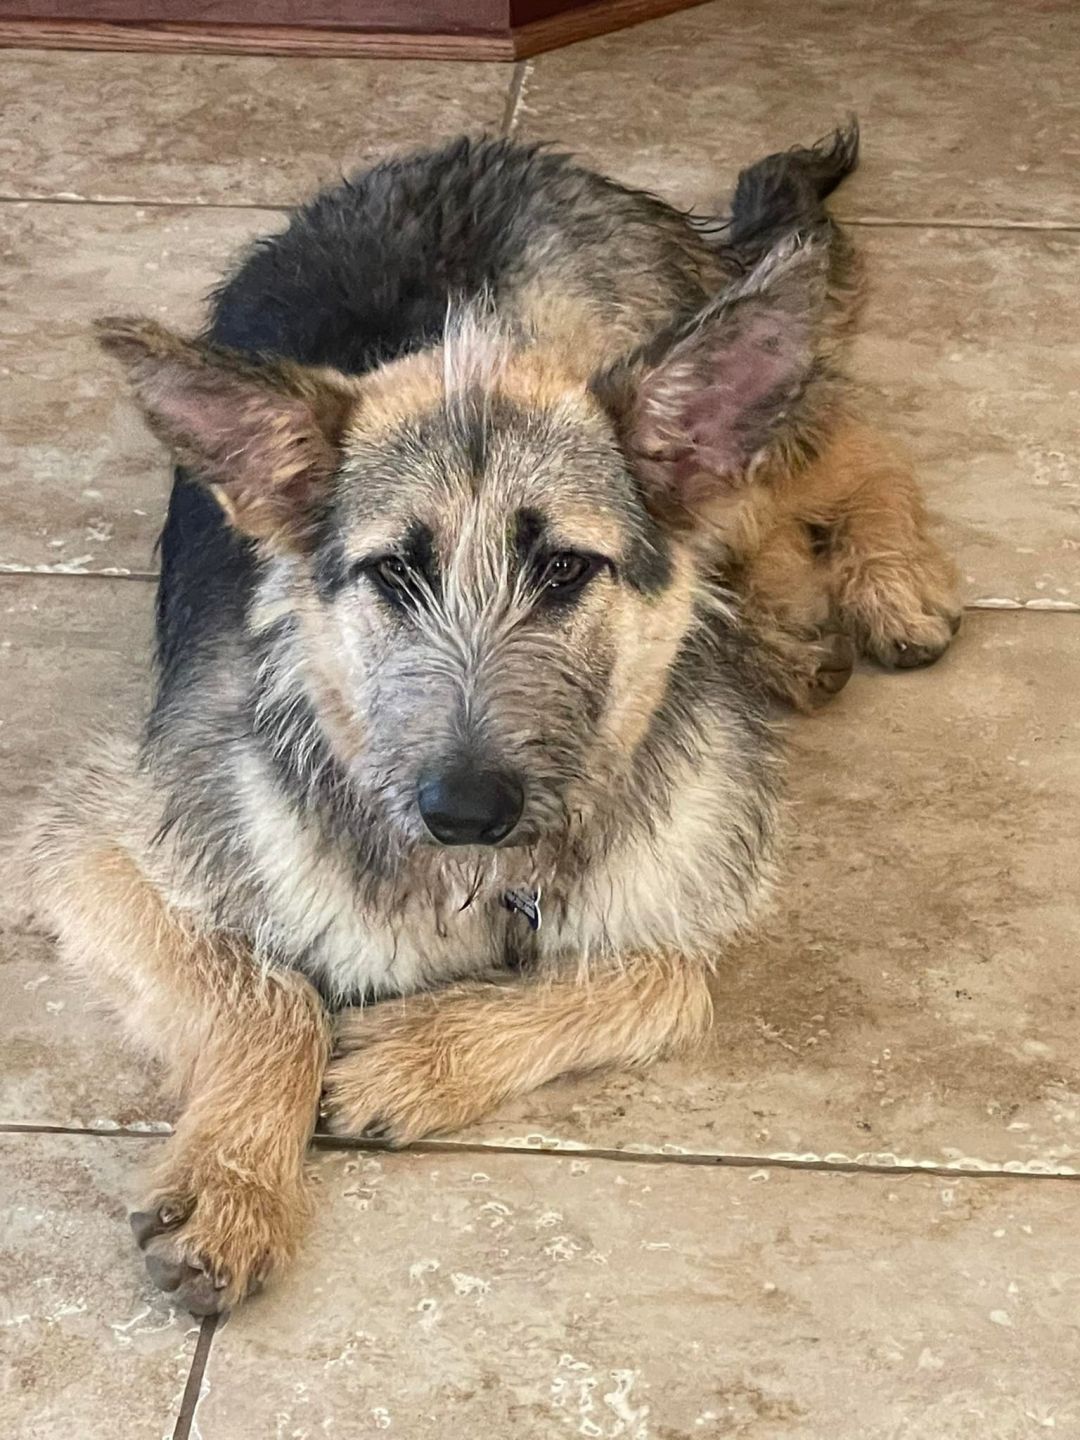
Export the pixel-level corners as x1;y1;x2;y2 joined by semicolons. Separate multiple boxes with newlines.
2;3;1079;1435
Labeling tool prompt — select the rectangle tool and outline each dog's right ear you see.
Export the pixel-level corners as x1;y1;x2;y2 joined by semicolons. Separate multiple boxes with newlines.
96;317;357;552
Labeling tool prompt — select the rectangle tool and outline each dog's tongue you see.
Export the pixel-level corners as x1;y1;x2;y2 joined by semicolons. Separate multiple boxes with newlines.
503;888;542;932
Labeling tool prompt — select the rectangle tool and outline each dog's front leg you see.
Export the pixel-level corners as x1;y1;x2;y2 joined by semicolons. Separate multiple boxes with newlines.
29;814;329;1314
322;952;713;1144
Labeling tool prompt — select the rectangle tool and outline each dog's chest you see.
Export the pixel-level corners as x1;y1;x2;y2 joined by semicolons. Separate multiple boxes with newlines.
283;878;539;1000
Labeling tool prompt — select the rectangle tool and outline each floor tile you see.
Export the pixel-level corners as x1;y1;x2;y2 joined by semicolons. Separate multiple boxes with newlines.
197;1148;1080;1438
0;929;168;1131
516;0;1080;223
0;202;268;573
460;612;1080;1173
0;575;152;851
4;208;1075;596
0;49;513;207
0;1133;198;1439
854;228;1080;606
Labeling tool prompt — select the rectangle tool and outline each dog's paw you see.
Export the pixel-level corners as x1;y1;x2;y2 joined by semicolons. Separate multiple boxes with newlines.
858;589;961;670
844;548;962;671
131;1167;309;1316
866;606;961;670
806;630;856;704
323;1000;493;1146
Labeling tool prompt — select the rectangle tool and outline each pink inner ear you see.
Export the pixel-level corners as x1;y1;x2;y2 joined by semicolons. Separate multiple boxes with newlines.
137;360;337;546
637;306;810;488
155;373;258;461
150;364;328;487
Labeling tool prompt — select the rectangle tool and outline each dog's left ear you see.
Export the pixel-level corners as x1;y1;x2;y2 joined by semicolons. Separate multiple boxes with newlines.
95;316;357;551
592;234;830;518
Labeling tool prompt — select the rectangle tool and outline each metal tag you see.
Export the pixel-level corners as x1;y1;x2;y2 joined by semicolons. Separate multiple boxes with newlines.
503;887;542;932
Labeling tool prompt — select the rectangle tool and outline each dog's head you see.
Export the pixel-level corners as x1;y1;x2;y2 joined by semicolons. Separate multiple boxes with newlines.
100;237;828;856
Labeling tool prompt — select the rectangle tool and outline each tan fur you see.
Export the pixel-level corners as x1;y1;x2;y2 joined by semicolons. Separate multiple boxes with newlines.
323;950;714;1144
26;748;330;1313
704;420;960;709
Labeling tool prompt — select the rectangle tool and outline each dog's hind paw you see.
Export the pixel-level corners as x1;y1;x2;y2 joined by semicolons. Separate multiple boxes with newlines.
841;544;962;672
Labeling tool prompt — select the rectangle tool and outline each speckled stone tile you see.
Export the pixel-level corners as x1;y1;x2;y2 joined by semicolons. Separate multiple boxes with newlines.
196;1148;1080;1438
458;612;1080;1174
0;1133;197;1439
0;576;152;846
0;202;269;573
854;227;1080;607
0;49;513;207
0;929;169;1131
516;0;1080;224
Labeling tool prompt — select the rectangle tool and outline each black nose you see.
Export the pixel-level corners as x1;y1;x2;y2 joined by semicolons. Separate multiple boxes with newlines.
416;765;524;846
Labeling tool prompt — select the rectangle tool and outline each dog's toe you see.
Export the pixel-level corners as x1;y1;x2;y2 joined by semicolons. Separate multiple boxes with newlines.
142;1235;232;1316
808;632;855;704
130;1199;191;1249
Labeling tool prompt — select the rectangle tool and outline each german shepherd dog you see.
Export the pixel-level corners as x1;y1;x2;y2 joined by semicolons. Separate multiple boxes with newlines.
29;123;959;1314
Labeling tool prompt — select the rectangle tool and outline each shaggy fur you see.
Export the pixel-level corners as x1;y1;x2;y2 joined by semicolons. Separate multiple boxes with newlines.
28;125;959;1314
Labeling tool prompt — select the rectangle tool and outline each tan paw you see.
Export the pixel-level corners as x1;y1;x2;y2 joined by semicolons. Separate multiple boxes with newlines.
844;549;962;671
130;1166;310;1315
322;1000;493;1146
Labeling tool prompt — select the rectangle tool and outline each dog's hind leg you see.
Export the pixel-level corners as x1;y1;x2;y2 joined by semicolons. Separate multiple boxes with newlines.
728;509;857;710
27;753;329;1315
799;423;963;670
740;422;961;701
322;952;713;1145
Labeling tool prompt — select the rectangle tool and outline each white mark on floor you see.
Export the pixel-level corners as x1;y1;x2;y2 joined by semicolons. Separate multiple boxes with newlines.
408;1259;439;1284
449;1273;490;1299
544;1235;583;1263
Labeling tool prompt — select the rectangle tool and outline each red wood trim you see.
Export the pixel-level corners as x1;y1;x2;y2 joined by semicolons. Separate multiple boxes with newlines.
0;1;508;31
511;0;706;58
0;18;516;56
0;0;708;60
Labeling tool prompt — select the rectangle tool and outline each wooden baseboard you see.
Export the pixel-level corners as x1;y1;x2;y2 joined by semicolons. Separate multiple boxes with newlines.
514;0;703;58
0;0;706;61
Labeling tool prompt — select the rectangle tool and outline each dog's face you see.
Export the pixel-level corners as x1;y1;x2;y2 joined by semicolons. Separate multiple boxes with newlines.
302;340;694;851
99;240;826;854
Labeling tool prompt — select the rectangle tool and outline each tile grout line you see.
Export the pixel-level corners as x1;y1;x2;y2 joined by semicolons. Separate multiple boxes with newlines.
171;1313;218;1440
3;1121;1077;1184
841;216;1080;233
321;1135;1080;1184
0;565;159;581
499;58;530;137
2;190;1080;234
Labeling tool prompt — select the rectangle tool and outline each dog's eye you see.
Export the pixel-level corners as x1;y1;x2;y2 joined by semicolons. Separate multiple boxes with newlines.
356;554;414;605
540;552;599;596
374;555;410;588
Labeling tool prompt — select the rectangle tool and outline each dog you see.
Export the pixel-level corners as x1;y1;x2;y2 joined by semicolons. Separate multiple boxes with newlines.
28;124;960;1315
